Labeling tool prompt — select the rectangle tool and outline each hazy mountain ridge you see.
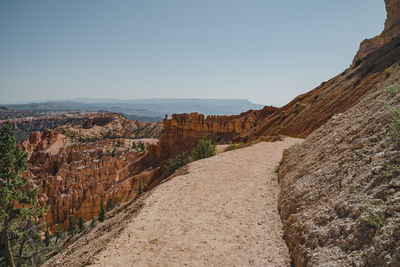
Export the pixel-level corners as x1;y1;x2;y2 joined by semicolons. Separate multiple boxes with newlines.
2;98;264;121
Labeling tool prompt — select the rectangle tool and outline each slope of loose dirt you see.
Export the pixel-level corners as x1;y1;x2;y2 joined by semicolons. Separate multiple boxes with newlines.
278;65;400;266
45;138;301;266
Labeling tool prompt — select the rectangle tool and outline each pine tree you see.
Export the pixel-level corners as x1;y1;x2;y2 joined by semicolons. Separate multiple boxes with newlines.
138;141;145;152
90;217;97;228
78;216;85;232
0;121;45;267
54;225;63;244
189;135;216;161
137;179;144;196
44;226;51;247
67;215;77;236
98;195;106;222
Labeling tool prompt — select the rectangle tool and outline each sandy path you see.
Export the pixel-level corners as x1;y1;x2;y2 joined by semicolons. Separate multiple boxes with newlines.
91;138;301;266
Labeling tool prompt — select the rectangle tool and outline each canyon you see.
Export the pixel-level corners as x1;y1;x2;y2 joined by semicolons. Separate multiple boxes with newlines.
19;112;162;228
3;0;400;265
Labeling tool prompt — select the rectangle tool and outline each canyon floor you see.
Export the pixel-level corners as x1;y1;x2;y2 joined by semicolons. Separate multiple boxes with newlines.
86;138;302;266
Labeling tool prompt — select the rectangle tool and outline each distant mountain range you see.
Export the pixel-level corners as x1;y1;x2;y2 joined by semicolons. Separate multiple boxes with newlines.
2;98;264;121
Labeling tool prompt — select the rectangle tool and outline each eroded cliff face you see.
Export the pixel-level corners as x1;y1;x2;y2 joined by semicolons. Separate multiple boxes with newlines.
239;35;400;141
21;113;161;228
278;64;400;266
355;0;400;60
159;106;277;156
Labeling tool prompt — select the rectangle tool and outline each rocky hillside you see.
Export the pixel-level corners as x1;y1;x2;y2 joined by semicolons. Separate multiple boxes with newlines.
22;113;161;228
278;62;400;265
355;0;400;60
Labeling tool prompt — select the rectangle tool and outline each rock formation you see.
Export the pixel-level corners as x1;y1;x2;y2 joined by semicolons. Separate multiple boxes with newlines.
21;113;161;228
238;34;400;140
355;0;400;60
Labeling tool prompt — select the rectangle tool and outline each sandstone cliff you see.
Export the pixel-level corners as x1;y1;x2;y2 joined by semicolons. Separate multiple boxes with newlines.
21;113;161;228
238;35;400;141
355;0;400;60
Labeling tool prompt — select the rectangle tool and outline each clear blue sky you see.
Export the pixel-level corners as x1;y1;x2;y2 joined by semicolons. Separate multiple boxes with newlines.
0;0;386;106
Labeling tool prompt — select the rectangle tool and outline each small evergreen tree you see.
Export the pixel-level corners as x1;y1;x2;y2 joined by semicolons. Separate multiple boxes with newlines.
78;216;86;232
137;179;144;196
44;226;51;247
90;217;97;228
132;141;137;150
106;199;115;211
0;121;45;267
67;215;77;236
189;135;216;161
138;141;145;152
98;195;106;222
54;225;63;244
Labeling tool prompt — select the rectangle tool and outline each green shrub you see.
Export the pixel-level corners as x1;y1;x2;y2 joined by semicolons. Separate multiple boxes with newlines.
78;216;86;232
389;105;400;144
137;179;144;196
274;160;283;173
354;57;363;67
386;85;400;96
225;144;237;151
166;152;190;173
98;195;106;222
106;199;116;211
385;67;392;78
90;217;97;228
189;135;216;161
54;225;65;244
355;189;383;228
67;215;78;236
165;136;215;174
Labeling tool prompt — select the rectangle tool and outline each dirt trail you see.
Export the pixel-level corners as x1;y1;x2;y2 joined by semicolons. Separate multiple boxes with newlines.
91;138;302;266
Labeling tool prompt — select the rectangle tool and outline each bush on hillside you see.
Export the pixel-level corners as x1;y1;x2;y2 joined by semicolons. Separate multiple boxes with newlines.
165;135;216;174
166;152;190;173
385;67;392;78
189;135;216;161
354;57;363;67
389;105;400;145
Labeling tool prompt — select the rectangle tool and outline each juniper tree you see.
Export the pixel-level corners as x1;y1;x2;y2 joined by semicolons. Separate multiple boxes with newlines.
90;217;97;228
54;225;64;244
98;195;106;222
78;216;86;232
189;135;216;161
138;141;145;152
137;179;144;196
44;226;51;247
0;121;45;267
67;215;77;236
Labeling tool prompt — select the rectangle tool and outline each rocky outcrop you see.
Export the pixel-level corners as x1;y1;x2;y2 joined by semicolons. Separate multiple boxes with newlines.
278;63;400;265
355;0;400;60
21;113;161;229
156;106;277;158
238;35;400;141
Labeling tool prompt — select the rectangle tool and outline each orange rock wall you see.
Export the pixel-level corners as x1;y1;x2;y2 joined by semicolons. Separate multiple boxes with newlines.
21;114;161;229
355;0;400;60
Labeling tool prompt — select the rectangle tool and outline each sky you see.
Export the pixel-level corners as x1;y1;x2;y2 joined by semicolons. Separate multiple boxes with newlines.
0;0;386;106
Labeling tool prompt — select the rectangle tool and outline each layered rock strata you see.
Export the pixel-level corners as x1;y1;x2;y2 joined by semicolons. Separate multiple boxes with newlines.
21;113;161;228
